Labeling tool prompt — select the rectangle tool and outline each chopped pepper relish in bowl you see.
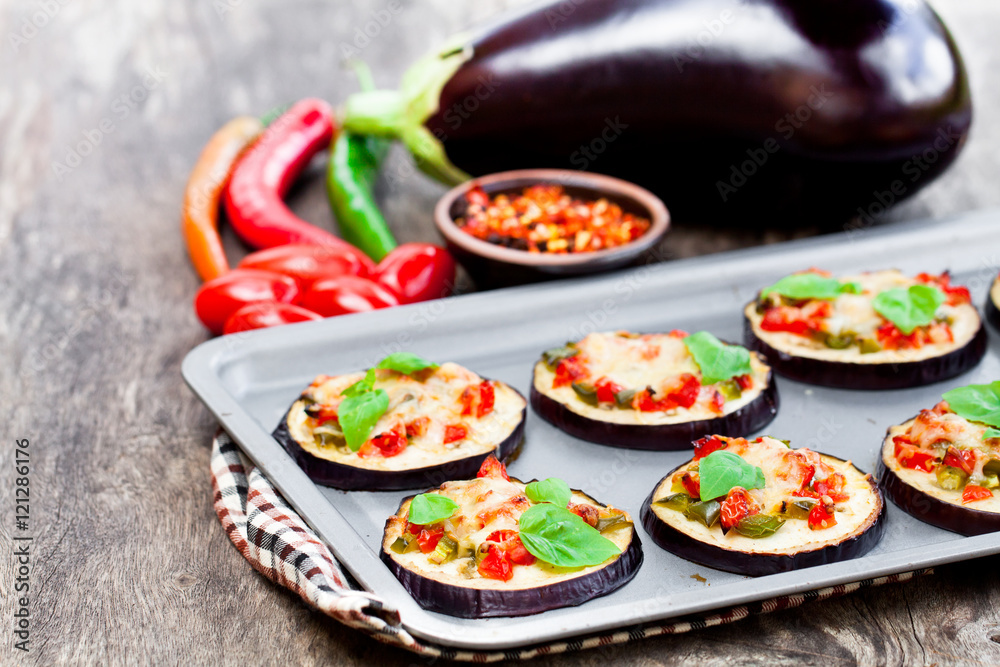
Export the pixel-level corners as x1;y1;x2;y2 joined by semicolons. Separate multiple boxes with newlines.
456;183;652;254
434;169;669;288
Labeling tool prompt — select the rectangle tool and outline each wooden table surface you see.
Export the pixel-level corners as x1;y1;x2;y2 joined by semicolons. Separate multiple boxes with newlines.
3;0;1000;664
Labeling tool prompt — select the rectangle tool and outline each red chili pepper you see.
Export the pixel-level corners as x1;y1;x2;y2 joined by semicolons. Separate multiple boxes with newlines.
223;302;322;334
194;268;300;335
299;276;399;317
962;485;993;504
476;455;509;480
224;99;352;250
238;243;375;288
373;243;456;304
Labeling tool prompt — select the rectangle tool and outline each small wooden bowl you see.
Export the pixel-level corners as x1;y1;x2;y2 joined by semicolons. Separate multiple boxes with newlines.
434;169;670;288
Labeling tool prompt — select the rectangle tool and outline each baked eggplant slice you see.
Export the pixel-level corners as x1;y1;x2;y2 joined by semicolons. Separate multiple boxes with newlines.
880;384;1000;536
641;435;885;576
530;330;778;450
985;274;1000;333
745;269;985;389
273;355;526;490
381;457;642;618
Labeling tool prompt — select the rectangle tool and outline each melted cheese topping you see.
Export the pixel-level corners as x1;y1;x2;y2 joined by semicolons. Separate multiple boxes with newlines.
650;437;881;555
533;331;772;425
382;478;634;590
883;415;1000;514
746;270;980;363
286;362;525;471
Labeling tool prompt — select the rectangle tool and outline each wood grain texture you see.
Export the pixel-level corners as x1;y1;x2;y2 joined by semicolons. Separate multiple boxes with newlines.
0;0;999;664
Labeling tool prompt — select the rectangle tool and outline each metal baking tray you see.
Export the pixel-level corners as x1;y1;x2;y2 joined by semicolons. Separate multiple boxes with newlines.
183;209;1000;650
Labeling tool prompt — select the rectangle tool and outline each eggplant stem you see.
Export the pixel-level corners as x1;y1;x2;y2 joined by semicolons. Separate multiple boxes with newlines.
343;90;406;137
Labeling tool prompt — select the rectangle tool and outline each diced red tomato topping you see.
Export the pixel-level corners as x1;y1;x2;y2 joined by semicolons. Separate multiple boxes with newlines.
668;373;701;409
813;472;849;503
311;405;340;426
477;544;513;581
962;485;993;504
692;436;726;461
760;301;830;336
358;425;407;458
443;423;469;444
416;527;444;553
680;472;701;499
916;271;971;306
720;487;758;530
553;357;587;388
808;503;837;530
735;374;753;390
667;329;689;338
943;447;977;475
568;503;600;527
460;380;496;418
893;436;938;472
476;455;510;480
503;535;537;566
708;389;725;414
405;416;430;438
594;377;625;404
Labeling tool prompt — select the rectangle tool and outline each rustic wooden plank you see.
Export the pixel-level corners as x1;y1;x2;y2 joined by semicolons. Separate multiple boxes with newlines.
1;0;1000;664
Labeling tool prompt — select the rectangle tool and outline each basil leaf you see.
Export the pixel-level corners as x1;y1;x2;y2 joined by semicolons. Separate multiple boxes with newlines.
342;368;377;397
872;284;945;335
376;352;439;375
525;478;571;507
683;331;753;385
339;388;389;451
518;504;621;568
698;450;766;501
761;274;858;300
984;428;1000;441
943;382;1000;430
407;493;459;525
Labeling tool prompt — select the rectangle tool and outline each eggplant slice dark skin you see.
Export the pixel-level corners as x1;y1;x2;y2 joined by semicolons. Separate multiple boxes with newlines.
530;364;779;451
986;281;1000;334
641;456;886;576
879;418;1000;536
343;0;971;226
381;484;643;618
744;307;988;390
272;400;526;491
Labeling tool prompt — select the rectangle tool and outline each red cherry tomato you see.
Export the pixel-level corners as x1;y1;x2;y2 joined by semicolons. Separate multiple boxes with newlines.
373;243;456;304
223;302;322;335
237;243;375;288
194;269;299;335
299;276;399;317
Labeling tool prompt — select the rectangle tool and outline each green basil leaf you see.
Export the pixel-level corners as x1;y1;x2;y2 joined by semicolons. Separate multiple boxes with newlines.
376;352;439;375
872;284;945;335
698;450;766;501
525;478;571;507
407;493;459;525
984;428;1000;441
683;331;753;385
761;274;858;300
342;368;377;397
518;504;622;568
943;382;1000;430
339;388;389;451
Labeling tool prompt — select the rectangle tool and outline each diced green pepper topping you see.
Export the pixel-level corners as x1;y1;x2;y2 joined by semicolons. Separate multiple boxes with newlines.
428;536;458;564
542;344;578;368
653;493;691;512
983;459;1000;478
734;514;785;538
936;465;968;491
780;498;817;520
718;379;742;401
684;499;722;528
595;513;632;533
571;382;598;406
615;388;636;409
824;332;856;350
859;338;882;354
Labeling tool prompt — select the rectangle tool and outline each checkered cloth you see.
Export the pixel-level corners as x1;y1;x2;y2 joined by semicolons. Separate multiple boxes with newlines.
210;431;930;661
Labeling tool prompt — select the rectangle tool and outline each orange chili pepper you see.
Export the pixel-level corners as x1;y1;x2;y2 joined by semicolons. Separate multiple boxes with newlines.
182;116;263;281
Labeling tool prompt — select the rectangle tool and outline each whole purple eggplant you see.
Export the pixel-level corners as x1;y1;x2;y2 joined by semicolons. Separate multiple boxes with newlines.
344;0;971;225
